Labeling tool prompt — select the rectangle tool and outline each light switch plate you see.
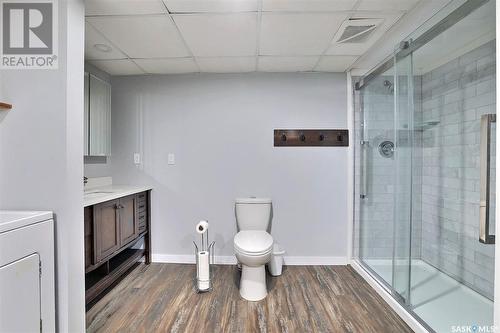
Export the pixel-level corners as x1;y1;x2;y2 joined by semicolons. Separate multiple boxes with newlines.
168;153;175;165
134;153;141;164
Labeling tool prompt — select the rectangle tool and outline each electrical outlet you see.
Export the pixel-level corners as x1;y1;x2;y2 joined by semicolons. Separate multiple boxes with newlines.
134;153;141;164
168;153;175;165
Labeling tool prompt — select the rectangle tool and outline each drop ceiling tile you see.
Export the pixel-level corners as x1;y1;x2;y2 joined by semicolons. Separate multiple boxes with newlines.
87;15;190;58
173;14;258;57
263;0;357;12
196;57;256;72
314;55;357;72
85;22;126;60
164;0;259;13
134;58;199;74
89;59;145;76
356;0;419;11
85;0;166;16
260;13;348;55
258;56;319;72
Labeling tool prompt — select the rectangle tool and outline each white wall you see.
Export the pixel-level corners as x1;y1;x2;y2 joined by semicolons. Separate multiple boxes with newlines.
0;1;85;331
110;73;349;262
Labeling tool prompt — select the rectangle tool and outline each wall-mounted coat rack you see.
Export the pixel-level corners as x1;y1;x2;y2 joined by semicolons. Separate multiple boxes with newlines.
274;129;349;147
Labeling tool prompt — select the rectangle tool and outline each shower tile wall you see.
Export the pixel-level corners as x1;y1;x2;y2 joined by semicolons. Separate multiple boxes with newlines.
419;40;496;299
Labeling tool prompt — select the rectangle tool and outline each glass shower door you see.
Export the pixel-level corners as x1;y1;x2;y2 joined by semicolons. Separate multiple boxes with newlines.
357;65;397;287
357;51;413;304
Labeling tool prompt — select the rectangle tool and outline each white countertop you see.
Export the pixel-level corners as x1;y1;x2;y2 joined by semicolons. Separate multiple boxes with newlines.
84;185;152;207
0;210;53;233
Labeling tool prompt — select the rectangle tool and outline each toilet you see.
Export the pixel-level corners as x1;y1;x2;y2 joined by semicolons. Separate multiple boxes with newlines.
233;197;274;301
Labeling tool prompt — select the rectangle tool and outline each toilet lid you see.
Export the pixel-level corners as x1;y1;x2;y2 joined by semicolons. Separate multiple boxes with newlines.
234;231;273;255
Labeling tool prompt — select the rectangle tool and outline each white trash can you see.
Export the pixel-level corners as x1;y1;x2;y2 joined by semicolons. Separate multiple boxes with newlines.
268;243;285;276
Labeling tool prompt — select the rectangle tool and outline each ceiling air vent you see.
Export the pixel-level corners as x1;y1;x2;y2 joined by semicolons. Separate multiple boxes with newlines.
335;18;384;44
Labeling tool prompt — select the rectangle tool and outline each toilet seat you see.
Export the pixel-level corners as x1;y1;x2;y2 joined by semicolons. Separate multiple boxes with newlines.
234;231;273;256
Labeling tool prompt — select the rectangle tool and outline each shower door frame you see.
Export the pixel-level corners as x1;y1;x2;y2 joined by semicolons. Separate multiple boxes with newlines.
352;0;498;331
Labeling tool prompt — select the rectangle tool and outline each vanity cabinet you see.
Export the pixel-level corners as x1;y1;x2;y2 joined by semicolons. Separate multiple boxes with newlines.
84;72;111;157
84;191;151;305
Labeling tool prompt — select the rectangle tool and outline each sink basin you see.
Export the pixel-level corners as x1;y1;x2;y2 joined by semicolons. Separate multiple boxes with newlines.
84;191;113;198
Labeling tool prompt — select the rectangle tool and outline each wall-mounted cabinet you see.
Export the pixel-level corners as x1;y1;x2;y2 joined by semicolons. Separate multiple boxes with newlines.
84;73;111;156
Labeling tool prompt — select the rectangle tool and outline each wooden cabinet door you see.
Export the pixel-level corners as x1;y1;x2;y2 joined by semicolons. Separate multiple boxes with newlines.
119;195;137;246
94;200;120;262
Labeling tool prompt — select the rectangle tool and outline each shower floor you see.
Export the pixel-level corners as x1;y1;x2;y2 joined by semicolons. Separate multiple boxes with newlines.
363;259;493;333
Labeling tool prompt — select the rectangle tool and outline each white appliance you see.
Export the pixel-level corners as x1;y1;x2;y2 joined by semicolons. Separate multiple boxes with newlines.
0;211;55;332
233;198;274;301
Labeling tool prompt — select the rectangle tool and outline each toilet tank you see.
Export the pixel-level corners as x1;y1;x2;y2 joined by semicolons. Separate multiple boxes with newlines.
235;198;272;231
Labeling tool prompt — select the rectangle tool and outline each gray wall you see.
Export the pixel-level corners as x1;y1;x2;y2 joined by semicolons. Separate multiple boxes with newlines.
420;40;496;299
110;73;349;259
0;0;85;331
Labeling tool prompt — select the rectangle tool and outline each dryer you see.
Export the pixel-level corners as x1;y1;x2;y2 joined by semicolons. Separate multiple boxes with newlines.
0;211;55;332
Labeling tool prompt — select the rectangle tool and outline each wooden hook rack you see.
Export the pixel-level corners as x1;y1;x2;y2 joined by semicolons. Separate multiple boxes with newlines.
0;102;12;110
274;129;349;147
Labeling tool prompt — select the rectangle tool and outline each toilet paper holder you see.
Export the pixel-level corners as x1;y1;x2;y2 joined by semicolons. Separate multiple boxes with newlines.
193;225;215;293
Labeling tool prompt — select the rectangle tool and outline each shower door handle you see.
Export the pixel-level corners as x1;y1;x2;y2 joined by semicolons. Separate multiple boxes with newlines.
479;114;495;244
360;140;369;199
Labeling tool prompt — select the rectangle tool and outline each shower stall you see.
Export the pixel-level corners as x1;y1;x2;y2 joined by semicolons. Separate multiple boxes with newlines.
353;0;497;331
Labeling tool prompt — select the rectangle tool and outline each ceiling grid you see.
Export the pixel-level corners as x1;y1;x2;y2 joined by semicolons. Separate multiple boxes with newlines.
84;0;421;75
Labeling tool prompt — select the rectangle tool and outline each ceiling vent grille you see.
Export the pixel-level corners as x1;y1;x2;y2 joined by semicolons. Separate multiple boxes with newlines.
335;18;384;44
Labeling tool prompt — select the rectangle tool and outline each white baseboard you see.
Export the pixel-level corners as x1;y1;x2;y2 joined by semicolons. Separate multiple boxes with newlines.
283;256;348;265
152;254;348;266
350;260;429;333
152;254;237;265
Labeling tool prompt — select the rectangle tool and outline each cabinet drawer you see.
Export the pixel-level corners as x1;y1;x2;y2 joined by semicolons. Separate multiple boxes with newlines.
137;210;147;222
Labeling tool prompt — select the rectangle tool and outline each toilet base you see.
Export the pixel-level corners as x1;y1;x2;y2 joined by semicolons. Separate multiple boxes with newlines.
239;265;267;301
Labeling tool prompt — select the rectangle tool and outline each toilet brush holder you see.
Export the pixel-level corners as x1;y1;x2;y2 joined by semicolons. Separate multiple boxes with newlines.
193;227;215;293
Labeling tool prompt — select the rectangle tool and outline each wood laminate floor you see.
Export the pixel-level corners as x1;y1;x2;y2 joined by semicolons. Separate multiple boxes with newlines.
86;264;413;333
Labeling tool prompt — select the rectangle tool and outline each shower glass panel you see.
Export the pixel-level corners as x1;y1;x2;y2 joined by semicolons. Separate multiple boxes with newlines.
409;1;496;330
355;0;496;331
356;48;414;304
357;62;398;289
392;50;414;303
